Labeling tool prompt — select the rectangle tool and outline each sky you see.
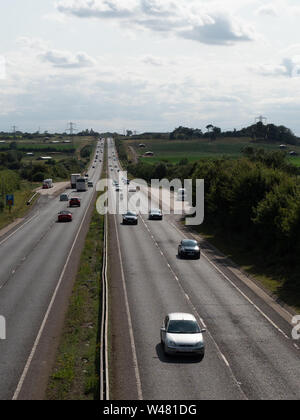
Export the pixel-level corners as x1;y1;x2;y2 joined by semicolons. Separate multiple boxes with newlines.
1;0;300;134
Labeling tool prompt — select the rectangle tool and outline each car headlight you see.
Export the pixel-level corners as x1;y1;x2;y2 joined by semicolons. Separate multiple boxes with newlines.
195;342;204;348
168;340;177;347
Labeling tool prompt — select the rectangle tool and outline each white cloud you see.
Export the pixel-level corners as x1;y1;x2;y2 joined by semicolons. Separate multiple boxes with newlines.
16;37;95;69
56;0;139;19
251;57;300;78
255;5;279;17
180;13;255;45
56;0;257;45
39;49;96;68
141;55;164;66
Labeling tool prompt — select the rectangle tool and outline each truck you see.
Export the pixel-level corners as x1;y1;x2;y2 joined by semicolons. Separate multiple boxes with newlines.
76;177;88;192
71;173;81;189
42;179;53;189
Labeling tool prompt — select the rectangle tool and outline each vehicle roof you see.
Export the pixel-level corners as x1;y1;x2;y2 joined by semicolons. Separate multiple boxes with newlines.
168;313;197;321
182;239;197;244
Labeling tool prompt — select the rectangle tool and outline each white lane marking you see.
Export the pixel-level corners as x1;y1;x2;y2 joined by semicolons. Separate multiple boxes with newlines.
169;221;291;341
110;177;143;401
12;158;103;400
138;214;247;399
0;213;39;247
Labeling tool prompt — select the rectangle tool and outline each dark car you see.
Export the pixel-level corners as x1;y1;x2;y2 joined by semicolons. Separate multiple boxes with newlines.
178;239;200;259
149;209;163;220
69;197;81;207
58;210;73;222
122;211;138;225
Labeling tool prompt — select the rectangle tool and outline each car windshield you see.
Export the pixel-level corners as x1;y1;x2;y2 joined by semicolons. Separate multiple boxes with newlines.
182;240;197;247
167;320;200;334
126;212;136;216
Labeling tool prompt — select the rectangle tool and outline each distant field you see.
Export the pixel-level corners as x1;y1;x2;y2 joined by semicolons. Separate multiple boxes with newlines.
1;136;95;165
0;143;75;153
289;156;300;167
126;138;300;165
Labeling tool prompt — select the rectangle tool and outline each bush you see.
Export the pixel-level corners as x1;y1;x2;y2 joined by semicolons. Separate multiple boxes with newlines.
32;172;45;182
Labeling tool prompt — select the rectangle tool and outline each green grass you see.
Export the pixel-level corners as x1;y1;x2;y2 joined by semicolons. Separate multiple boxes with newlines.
46;196;105;400
289;156;300;167
0;182;38;230
196;223;300;312
126;138;300;165
0;143;75;153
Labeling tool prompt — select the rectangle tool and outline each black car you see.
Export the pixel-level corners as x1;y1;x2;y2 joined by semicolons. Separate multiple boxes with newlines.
178;239;200;259
122;211;138;225
149;209;163;220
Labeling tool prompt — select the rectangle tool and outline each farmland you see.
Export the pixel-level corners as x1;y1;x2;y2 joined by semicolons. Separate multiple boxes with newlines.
0;136;97;230
124;137;300;165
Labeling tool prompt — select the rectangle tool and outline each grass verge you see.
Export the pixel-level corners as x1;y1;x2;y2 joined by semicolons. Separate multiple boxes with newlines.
46;195;104;400
0;182;38;231
195;223;300;313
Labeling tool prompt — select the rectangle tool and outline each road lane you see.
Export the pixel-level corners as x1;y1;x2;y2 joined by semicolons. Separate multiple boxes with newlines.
0;138;104;399
108;138;300;400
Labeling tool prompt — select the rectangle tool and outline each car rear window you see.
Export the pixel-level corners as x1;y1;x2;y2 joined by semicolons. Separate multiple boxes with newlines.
167;320;200;334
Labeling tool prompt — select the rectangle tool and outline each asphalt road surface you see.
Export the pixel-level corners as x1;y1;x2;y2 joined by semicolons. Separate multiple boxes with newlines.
107;138;300;400
0;139;104;400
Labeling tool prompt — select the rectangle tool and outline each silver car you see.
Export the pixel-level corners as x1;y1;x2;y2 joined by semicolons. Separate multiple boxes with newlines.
160;313;205;358
60;193;69;202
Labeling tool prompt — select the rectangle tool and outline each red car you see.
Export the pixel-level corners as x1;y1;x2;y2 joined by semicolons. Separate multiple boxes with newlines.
69;197;81;207
58;211;73;222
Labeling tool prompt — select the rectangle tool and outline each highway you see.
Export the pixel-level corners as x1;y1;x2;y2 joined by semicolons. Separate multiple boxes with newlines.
107;138;300;400
0;139;104;400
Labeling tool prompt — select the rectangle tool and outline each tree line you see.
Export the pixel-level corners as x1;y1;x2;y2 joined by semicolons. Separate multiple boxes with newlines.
120;122;299;145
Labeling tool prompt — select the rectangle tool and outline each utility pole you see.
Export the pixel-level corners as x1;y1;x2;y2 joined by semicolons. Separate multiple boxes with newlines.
255;115;267;124
11;125;18;140
66;122;77;144
68;122;76;136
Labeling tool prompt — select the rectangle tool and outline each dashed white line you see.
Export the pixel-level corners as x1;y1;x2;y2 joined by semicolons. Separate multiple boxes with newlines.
138;214;248;399
169;221;291;341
